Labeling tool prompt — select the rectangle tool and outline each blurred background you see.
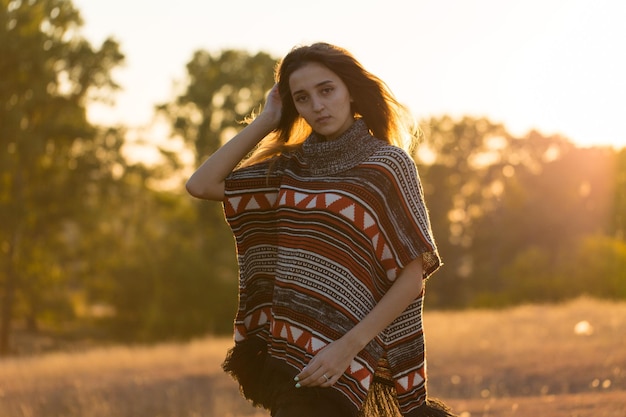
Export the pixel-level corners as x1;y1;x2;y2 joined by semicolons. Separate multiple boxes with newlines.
1;0;625;358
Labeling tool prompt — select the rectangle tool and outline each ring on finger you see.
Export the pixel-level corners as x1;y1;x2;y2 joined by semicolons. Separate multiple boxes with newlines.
323;374;330;382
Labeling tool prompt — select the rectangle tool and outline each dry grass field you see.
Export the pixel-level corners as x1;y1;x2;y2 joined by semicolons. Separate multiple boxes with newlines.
0;297;624;417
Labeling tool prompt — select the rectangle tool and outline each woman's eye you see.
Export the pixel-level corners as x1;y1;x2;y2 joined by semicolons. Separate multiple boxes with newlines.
294;95;308;103
321;87;334;94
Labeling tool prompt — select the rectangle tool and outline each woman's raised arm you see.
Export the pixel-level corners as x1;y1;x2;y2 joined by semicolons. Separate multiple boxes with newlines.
185;84;282;201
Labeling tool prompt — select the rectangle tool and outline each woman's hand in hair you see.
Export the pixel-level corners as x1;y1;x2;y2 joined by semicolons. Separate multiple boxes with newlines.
257;83;282;128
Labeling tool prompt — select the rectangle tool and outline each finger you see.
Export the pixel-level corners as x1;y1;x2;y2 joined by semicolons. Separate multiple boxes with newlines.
295;365;325;387
294;364;313;381
317;372;338;387
295;372;320;387
296;370;336;388
321;373;334;386
294;366;315;387
314;374;328;386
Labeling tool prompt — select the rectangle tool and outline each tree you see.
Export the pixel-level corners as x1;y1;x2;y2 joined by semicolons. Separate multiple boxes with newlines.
157;48;277;335
167;49;277;162
416;117;621;307
475;136;617;305
0;0;123;355
79;156;245;341
416;116;513;306
566;235;626;299
611;148;626;240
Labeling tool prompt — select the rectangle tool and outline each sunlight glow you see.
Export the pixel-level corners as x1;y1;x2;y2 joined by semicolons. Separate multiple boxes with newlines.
74;0;626;149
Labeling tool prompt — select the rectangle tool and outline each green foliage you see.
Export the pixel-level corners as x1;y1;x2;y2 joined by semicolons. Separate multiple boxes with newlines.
493;236;626;306
611;148;626;239
418;117;625;309
565;235;626;299
85;185;238;341
498;246;564;305
160;48;277;164
0;0;123;354
417;116;516;306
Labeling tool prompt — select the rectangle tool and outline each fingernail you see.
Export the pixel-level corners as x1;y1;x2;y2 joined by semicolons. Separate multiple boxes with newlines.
295;383;301;388
294;376;299;382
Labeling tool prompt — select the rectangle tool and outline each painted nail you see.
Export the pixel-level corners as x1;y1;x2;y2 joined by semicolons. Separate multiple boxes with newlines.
295;383;301;388
294;376;299;382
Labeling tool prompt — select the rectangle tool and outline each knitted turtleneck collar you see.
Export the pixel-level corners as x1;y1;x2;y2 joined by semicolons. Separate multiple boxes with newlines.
299;119;384;176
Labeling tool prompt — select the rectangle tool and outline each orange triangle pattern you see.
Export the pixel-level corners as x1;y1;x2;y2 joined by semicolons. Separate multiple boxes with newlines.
271;319;327;354
278;189;399;280
348;359;374;391
395;368;426;394
234;307;271;343
225;191;278;216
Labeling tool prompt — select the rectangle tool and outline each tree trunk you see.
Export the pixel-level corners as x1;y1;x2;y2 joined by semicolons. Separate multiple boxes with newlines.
0;238;17;357
1;170;23;357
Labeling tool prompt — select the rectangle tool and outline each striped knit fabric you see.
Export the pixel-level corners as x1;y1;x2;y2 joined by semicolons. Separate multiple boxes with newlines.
222;120;444;416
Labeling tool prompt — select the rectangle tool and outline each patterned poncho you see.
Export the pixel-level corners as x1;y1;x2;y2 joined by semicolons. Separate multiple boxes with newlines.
221;120;451;417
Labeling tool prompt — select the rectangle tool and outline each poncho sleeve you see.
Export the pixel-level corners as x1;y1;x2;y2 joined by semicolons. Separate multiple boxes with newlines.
368;146;446;417
374;146;441;280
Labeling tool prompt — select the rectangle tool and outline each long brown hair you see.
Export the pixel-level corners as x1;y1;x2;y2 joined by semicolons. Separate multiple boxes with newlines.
242;42;417;167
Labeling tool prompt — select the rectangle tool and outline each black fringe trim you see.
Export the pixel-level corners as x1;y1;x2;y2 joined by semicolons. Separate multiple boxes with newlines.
222;336;274;409
223;337;457;417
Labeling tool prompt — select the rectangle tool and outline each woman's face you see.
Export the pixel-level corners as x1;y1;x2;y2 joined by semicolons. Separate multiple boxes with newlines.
288;61;354;141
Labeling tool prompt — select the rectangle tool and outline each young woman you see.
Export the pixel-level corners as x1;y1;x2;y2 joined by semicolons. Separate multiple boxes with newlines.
187;42;456;417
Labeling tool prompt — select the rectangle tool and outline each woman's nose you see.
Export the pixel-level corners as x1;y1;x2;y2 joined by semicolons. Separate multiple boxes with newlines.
311;96;324;112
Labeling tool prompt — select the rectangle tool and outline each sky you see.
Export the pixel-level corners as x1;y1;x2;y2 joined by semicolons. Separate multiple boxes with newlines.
74;0;626;149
